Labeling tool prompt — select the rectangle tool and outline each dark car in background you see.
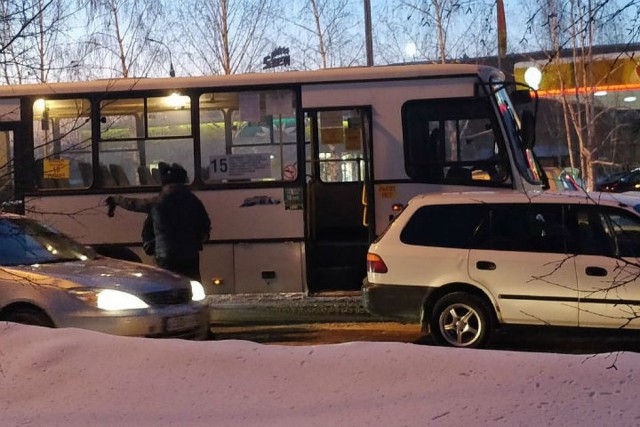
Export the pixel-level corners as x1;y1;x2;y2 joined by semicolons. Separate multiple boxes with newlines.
0;214;210;339
597;169;640;193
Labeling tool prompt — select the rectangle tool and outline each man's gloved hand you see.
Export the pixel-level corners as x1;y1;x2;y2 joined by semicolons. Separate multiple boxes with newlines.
106;196;117;217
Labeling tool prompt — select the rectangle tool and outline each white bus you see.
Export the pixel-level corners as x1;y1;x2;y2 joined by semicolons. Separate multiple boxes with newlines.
0;64;545;295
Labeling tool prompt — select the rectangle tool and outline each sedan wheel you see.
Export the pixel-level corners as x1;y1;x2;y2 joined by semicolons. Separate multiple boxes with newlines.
3;307;54;328
429;292;492;348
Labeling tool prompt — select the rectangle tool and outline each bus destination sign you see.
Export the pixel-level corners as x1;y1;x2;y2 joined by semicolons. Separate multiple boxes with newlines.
209;154;272;181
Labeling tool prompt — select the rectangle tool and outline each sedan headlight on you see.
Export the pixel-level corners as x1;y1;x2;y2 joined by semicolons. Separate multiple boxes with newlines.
70;289;149;310
190;280;206;301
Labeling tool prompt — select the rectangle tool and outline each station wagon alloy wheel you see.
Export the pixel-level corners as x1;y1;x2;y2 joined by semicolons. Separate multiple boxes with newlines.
430;293;492;348
439;303;482;346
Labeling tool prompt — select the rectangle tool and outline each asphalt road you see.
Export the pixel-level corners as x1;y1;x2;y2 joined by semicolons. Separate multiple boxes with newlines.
211;322;424;346
207;293;640;353
210;321;640;354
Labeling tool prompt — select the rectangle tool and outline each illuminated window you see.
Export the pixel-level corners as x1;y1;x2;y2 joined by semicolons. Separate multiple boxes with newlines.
199;90;298;183
98;96;194;187
32;98;92;189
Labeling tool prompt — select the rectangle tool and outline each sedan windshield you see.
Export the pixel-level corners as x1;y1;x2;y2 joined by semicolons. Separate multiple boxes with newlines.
0;217;97;266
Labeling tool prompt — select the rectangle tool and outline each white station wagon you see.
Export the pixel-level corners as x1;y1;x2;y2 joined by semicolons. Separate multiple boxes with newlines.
363;191;640;348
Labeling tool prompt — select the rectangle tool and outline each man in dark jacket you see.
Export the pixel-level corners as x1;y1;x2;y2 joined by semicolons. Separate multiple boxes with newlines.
107;162;211;281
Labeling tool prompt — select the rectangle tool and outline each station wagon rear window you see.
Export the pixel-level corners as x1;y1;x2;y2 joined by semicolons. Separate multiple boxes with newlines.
400;204;488;248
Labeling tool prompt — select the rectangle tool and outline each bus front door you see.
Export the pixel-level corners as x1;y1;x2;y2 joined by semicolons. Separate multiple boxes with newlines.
304;108;374;293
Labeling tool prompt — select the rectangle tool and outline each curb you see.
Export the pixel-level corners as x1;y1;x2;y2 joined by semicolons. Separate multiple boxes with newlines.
207;292;379;324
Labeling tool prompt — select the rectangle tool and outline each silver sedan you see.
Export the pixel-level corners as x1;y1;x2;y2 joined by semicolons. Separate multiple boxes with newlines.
0;214;209;339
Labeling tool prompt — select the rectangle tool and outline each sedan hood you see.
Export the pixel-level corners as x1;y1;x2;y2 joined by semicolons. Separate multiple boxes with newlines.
6;257;191;293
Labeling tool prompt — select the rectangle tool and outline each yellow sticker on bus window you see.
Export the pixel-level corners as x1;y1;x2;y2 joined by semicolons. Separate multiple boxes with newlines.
43;159;70;179
344;128;361;151
320;127;343;145
320;111;343;128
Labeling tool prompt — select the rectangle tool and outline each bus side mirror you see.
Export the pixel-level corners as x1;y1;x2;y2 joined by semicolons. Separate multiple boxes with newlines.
511;89;532;105
520;110;536;149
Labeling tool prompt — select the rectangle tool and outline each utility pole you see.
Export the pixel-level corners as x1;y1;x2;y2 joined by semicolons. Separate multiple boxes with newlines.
364;0;373;66
497;0;507;72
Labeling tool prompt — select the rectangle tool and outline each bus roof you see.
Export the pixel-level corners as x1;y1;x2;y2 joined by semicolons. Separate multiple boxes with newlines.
0;63;502;98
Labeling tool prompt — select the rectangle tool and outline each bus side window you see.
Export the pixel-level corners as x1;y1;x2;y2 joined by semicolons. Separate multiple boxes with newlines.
109;164;130;186
137;166;159;185
199;90;298;184
32;98;92;190
98;163;117;187
99;96;194;188
402;98;512;187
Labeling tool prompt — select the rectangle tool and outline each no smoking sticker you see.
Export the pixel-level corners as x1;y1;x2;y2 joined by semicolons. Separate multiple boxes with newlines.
283;164;297;181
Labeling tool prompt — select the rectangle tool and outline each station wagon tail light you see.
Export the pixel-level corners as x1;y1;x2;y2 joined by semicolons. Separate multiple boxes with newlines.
367;253;388;274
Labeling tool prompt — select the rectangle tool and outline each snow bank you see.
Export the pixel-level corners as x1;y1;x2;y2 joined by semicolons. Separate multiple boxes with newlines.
1;323;638;426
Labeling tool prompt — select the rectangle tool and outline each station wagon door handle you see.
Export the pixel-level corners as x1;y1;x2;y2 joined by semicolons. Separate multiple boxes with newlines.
476;261;496;271
585;266;608;277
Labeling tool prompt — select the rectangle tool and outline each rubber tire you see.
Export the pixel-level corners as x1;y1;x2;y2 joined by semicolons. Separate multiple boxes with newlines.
429;292;493;349
3;307;54;328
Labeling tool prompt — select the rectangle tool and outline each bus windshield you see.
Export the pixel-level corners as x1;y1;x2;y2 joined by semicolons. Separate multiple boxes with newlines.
492;83;544;186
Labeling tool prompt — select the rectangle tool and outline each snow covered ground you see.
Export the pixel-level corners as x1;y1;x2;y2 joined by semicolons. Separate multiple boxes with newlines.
2;322;639;426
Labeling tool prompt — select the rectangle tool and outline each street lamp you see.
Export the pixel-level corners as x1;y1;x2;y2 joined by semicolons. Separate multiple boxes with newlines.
524;66;542;90
405;42;417;62
146;37;175;77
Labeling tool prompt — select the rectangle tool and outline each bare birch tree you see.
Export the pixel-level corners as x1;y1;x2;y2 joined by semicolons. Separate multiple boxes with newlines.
0;0;63;84
522;0;640;190
0;0;68;207
282;0;362;69
173;0;275;75
84;0;163;78
31;0;64;82
375;0;494;64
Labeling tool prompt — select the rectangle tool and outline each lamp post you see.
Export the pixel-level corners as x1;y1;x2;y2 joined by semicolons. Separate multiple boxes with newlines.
146;37;175;77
